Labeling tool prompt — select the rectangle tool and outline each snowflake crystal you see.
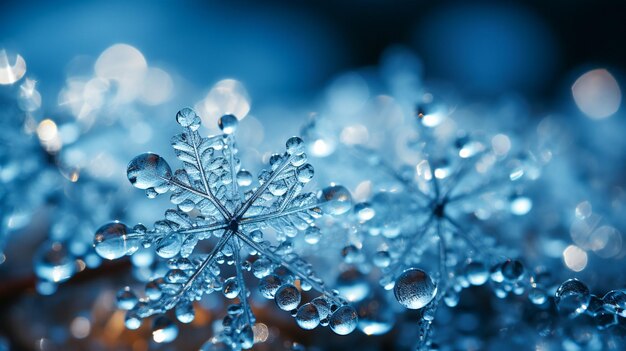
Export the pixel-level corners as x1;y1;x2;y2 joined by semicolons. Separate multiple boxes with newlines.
94;108;357;350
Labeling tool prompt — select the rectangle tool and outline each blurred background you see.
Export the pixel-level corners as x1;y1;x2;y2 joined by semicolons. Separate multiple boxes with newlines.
1;0;625;350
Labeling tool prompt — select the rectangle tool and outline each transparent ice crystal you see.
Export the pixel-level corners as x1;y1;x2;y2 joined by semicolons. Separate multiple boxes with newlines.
94;108;357;350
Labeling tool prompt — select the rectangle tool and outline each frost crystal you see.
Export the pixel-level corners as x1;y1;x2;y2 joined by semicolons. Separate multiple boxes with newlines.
94;108;357;350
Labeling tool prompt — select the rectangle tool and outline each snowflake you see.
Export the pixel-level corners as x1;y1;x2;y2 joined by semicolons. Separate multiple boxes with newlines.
94;108;358;350
304;96;545;349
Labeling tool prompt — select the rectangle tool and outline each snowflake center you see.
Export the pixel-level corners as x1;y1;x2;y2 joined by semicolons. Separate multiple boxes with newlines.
433;200;446;218
227;219;240;232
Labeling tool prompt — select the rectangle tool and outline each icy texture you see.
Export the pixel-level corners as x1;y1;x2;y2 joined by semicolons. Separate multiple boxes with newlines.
94;108;357;350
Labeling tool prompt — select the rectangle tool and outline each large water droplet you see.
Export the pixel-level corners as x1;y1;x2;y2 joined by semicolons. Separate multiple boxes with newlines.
152;316;178;343
295;303;320;330
319;185;352;215
218;114;238;134
275;284;301;311
555;279;590;318
94;222;140;260
329;305;358;335
393;268;437;310
127;153;171;193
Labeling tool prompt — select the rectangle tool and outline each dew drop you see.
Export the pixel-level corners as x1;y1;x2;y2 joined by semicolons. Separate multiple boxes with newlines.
602;290;626;317
125;312;141;330
393;268;437;310
555;279;591;317
252;258;272;278
354;202;375;222
94;222;140;260
259;274;282;299
127;153;171;193
34;242;76;283
275;284;301;311
236;170;253;186
319;185;352;215
176;302;195;323
336;269;370;303
329;305;358;335
152;316;178;343
295;303;320;330
218;114;238;134
176;108;201;131
373;251;391;268
465;261;489;286
116;287;138;310
304;226;321;245
296;164;315;183
286;136;305;155
223;277;241;299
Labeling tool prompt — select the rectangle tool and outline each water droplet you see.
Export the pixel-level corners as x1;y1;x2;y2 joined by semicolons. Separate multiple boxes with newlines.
117;287;138;310
125;312;141;330
501;259;525;282
127;153;171;194
311;297;331;320
286;136;305;155
296;164;315;183
555;279;590;317
275;284;301;311
176;302;195;323
393;268;437;310
152;316;178;343
34;242;76;283
223;277;241;299
236;170;253;186
259;274;282;299
529;287;547;305
373;251;391;268
295;303;320;330
304;227;321;245
336;269;370;303
94;222;140;260
319;185;352;215
602;290;626;317
176;108;201;130
252;258;272;278
329;305;358;335
356;295;395;336
465;261;488;286
156;235;182;259
354;202;375;222
218;114;238;134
